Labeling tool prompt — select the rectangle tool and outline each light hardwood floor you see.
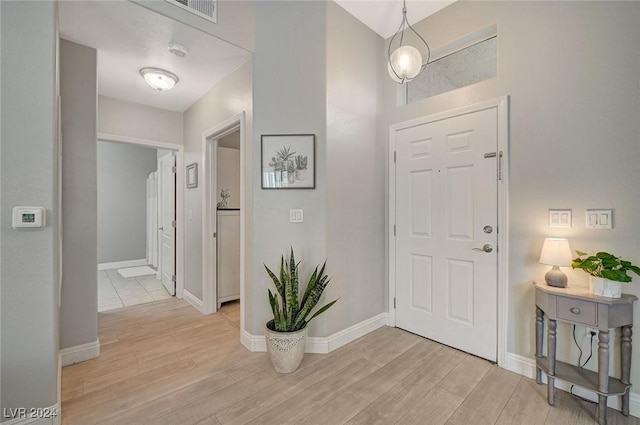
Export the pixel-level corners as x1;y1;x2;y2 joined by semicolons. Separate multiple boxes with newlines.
62;298;639;425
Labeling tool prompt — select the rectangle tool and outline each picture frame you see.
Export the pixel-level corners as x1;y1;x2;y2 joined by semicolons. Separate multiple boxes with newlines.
261;134;315;189
186;163;198;189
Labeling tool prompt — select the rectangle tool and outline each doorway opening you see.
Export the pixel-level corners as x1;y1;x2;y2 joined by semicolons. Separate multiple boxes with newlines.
97;134;185;312
202;112;246;337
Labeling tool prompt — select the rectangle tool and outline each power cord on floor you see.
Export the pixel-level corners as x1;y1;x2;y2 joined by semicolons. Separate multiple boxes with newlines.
570;325;597;403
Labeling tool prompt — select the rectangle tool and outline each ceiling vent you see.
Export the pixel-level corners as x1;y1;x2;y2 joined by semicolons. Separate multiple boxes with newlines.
166;0;217;23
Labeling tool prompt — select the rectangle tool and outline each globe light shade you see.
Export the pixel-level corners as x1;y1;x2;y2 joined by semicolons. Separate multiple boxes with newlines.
388;45;423;82
140;67;178;92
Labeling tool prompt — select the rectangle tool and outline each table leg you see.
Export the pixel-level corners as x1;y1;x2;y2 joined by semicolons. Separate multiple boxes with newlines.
597;330;610;425
621;326;632;416
535;307;544;384
547;319;557;405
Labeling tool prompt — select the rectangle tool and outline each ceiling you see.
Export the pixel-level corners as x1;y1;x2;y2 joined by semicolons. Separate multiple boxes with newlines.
334;0;457;39
58;0;251;112
58;1;453;113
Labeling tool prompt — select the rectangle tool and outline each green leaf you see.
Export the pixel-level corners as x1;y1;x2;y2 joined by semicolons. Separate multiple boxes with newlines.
264;264;283;296
306;299;338;323
629;265;640;277
601;269;632;282
300;265;320;309
596;252;615;260
268;289;282;328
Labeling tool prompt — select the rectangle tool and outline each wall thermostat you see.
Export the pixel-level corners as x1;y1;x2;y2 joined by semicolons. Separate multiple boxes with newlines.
12;207;46;229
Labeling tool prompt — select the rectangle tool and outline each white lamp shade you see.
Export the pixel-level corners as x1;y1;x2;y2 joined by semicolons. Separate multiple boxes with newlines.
539;238;573;267
140;68;178;91
388;45;423;82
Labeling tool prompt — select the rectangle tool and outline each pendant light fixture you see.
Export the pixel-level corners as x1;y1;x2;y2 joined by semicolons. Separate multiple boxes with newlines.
139;67;179;92
387;0;431;84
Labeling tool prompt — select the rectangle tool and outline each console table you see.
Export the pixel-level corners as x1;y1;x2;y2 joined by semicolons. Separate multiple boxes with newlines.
534;281;636;425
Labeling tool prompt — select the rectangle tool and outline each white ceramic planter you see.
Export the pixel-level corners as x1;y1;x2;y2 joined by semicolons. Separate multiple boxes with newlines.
264;320;307;373
589;276;622;298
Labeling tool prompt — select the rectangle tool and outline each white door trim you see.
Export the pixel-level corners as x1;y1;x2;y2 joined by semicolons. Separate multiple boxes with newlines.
387;96;509;367
97;132;185;299
202;112;246;327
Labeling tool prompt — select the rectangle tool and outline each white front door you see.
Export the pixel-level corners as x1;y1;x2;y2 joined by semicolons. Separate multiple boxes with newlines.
394;107;498;361
158;152;176;295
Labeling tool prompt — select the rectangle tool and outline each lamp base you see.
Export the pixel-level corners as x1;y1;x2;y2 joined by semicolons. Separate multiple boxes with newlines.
545;266;568;288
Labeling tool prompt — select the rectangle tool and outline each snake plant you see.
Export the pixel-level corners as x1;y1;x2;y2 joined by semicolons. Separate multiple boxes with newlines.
265;248;338;332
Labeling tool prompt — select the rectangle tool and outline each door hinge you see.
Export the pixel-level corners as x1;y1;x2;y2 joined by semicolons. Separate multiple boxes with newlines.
393;297;396;309
172;220;177;228
172;165;177;173
393;224;396;236
171;275;176;283
213;232;217;238
498;151;503;181
394;151;396;163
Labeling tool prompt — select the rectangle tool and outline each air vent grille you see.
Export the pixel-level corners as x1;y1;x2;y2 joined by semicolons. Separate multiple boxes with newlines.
166;0;217;23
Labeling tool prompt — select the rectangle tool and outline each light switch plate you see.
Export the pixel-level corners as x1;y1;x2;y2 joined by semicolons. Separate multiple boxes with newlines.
586;209;612;229
549;209;572;228
290;209;303;223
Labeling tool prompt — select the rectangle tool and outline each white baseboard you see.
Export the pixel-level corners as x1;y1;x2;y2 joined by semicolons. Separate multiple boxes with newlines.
60;339;100;366
182;289;205;314
241;329;264;352
98;259;147;271
2;403;61;425
504;351;640;418
241;313;388;354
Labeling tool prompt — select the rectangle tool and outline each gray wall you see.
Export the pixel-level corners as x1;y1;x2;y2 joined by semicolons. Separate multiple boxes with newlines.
60;39;98;351
97;142;158;264
324;2;386;335
1;0;59;414
133;0;255;53
182;58;253;304
98;95;183;145
253;1;328;335
385;1;640;381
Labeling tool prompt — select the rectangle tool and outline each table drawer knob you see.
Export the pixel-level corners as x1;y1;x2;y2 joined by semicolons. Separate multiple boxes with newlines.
570;307;581;314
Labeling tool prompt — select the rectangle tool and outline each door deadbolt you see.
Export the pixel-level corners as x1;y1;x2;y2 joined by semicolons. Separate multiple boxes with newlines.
483;225;493;234
472;244;493;253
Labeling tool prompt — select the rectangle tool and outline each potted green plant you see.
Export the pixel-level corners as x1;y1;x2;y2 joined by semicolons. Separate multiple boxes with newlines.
264;248;337;373
295;155;308;181
572;251;640;298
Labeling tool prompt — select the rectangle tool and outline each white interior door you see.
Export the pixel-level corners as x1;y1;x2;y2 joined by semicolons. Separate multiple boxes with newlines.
394;107;498;361
150;171;158;269
158;152;176;295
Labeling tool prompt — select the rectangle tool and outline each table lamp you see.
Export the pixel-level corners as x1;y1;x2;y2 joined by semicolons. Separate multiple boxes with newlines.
539;237;573;288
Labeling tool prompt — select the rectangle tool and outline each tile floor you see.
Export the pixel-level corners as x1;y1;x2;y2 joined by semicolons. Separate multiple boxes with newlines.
98;269;172;312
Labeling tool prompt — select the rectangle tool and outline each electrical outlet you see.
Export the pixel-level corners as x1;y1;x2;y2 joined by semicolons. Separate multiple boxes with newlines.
586;327;597;336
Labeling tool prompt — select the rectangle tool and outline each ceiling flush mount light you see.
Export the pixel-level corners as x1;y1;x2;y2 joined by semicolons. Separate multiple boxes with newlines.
388;0;431;84
139;67;179;92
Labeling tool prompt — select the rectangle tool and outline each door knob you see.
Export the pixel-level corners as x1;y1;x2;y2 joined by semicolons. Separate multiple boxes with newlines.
159;227;164;231
472;244;493;253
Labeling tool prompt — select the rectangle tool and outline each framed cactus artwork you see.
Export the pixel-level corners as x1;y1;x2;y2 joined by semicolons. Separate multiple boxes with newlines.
261;134;315;189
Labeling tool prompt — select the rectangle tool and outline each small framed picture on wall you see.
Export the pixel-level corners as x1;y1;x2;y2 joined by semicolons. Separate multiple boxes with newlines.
261;134;315;189
186;163;198;189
